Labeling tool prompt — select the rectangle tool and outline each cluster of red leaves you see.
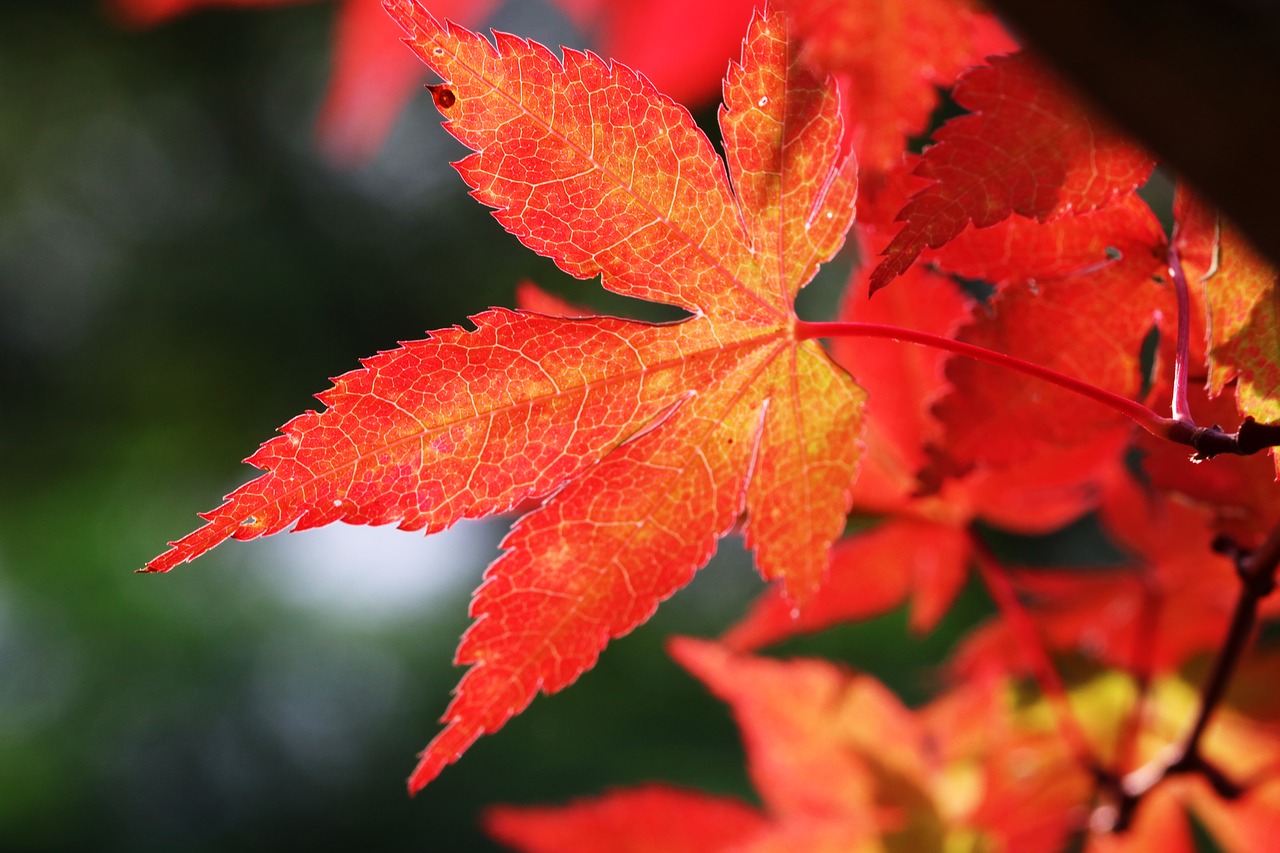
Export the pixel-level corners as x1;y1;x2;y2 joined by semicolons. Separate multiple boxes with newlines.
490;640;1280;853
138;0;1280;848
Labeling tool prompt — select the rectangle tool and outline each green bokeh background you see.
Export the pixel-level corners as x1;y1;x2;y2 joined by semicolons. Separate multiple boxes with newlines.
0;2;1004;849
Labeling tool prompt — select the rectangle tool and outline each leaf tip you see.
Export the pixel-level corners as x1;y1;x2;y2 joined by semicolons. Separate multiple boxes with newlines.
407;715;483;794
667;635;728;674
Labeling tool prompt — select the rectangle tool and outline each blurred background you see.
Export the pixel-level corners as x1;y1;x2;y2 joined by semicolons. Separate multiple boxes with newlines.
0;1;992;849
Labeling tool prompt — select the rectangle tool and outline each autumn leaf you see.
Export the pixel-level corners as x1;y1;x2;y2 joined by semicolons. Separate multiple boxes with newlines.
723;429;1129;652
780;0;1015;174
869;51;1154;292
670;638;936;845
668;639;1088;852
1007;477;1249;674
930;192;1167;291
146;2;864;791
930;241;1166;471
1175;188;1280;473
722;515;971;650
726;251;1132;651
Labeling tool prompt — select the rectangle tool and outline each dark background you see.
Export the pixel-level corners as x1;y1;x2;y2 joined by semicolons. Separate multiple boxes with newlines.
0;2;993;849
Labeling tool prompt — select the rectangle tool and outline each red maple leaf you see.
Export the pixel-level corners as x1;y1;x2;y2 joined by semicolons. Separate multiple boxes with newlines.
1011;477;1254;674
869;52;1154;292
929;207;1168;473
780;0;1015;175
929;192;1167;291
1174;187;1280;475
146;3;866;791
724;244;1137;650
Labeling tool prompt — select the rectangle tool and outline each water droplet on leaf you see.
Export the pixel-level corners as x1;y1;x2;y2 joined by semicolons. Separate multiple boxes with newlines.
428;85;457;109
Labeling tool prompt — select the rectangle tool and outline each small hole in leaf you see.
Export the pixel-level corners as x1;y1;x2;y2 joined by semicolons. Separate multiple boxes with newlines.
428;85;456;109
1105;246;1122;261
432;46;444;57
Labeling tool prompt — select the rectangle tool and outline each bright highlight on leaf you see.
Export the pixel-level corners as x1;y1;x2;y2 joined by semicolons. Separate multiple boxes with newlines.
1176;190;1280;474
146;1;866;791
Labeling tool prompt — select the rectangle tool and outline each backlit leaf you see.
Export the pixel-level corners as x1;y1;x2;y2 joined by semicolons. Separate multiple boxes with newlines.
869;52;1154;292
931;243;1166;471
780;0;1015;174
147;3;865;791
1176;188;1280;473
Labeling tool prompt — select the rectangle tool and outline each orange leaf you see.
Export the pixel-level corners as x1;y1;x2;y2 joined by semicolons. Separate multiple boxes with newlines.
669;638;925;827
672;640;1090;851
147;3;866;791
869;52;1154;292
1176;188;1280;474
723;517;970;651
930;192;1167;291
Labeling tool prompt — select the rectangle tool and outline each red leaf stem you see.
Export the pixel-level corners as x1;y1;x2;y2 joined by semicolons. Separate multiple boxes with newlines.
795;319;1170;438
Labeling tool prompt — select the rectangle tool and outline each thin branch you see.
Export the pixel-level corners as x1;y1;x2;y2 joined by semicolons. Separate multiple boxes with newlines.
970;537;1099;771
1178;527;1280;756
1115;575;1161;780
1103;520;1280;831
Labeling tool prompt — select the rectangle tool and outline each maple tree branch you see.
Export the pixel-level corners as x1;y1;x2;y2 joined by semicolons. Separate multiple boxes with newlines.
1100;521;1280;831
1164;417;1280;461
970;539;1099;770
1179;528;1280;757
